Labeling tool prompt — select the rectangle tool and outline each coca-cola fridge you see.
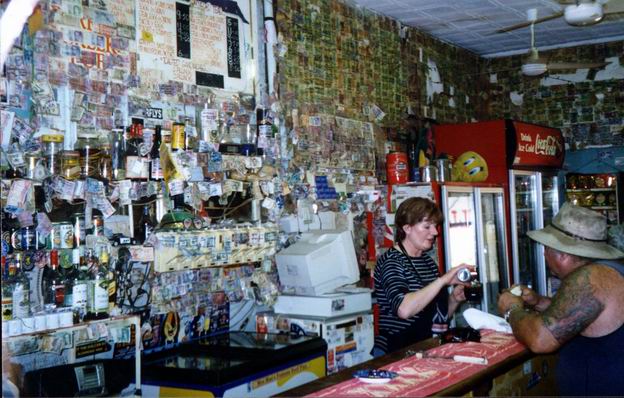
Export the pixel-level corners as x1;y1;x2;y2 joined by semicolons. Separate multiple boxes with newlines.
434;120;565;296
387;182;511;316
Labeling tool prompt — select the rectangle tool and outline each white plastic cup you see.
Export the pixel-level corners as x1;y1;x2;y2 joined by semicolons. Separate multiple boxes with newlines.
46;312;60;329
2;321;8;336
34;315;47;331
59;311;73;327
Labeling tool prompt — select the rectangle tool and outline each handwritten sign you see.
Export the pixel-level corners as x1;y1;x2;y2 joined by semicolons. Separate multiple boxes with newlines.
176;2;191;59
226;17;241;78
137;0;250;91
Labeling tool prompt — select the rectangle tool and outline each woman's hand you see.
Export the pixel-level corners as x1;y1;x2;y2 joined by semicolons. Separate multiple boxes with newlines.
450;284;466;303
442;264;475;286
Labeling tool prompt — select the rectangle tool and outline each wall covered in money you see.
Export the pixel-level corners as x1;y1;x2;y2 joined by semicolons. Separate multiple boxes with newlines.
485;41;624;150
274;0;488;127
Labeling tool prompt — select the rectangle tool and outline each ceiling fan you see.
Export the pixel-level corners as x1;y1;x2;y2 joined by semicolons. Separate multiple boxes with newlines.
497;0;624;33
520;12;611;76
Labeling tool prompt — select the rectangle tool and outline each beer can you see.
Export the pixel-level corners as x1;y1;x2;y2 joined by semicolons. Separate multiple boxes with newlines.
48;223;62;249
11;227;37;251
171;122;185;150
457;267;472;282
58;222;74;248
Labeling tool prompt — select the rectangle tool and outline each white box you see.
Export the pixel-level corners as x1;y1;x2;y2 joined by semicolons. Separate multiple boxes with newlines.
256;312;374;374
273;288;372;318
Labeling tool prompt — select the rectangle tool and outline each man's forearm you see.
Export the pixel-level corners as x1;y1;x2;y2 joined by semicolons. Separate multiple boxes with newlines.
508;308;560;353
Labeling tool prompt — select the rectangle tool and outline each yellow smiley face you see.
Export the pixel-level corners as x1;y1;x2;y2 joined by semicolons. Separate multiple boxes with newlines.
452;151;489;182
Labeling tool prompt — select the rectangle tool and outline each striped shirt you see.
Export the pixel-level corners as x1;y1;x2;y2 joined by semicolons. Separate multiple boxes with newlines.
373;247;448;354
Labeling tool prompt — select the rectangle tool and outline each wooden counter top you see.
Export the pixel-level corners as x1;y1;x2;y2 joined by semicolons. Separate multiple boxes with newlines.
279;331;535;397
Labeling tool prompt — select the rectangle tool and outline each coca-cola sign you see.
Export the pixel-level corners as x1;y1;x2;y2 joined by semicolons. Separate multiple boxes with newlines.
511;122;565;168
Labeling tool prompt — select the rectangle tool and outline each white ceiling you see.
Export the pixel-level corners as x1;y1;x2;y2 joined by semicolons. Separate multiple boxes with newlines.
350;0;624;57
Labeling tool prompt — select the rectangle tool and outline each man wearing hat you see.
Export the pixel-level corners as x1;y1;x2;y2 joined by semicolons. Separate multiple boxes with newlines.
498;203;624;396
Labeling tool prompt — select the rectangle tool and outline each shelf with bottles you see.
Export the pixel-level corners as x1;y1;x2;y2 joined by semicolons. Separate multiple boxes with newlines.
567;187;616;193
566;190;617;208
566;173;617;190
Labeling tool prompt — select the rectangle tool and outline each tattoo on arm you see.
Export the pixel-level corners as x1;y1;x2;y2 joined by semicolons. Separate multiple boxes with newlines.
541;267;603;343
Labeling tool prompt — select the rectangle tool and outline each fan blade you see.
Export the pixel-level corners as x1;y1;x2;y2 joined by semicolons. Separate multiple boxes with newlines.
548;61;611;69
605;0;624;14
496;11;564;33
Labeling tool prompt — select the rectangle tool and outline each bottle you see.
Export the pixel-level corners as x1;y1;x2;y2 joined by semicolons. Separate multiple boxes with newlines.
256;107;272;151
42;249;65;310
2;256;14;321
125;124;148;179
200;101;219;147
136;205;155;244
103;251;117;313
12;253;31;319
85;251;108;321
75;133;102;178
111;128;126;180
184;117;197;151
63;248;79;308
150;125;163;180
71;249;89;323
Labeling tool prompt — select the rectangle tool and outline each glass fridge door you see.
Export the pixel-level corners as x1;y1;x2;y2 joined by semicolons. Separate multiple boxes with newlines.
541;173;561;296
476;187;510;314
510;171;541;293
441;186;477;271
441;186;479;321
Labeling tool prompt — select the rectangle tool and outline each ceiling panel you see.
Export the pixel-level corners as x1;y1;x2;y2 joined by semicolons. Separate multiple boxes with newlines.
350;0;624;56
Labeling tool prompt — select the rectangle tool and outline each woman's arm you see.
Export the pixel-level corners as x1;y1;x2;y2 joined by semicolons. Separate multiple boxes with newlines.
397;277;446;319
397;266;467;319
447;285;466;317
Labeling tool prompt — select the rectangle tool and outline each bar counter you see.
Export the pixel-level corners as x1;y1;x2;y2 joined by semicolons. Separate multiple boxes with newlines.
279;331;558;397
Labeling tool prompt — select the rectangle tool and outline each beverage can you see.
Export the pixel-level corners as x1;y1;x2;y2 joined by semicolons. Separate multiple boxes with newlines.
58;222;74;249
457;267;472;282
172;123;185;150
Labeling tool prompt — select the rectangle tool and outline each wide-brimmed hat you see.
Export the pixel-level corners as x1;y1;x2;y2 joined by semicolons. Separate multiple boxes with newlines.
527;203;624;259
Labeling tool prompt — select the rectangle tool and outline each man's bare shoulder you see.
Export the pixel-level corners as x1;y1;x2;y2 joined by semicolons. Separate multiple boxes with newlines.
542;266;604;344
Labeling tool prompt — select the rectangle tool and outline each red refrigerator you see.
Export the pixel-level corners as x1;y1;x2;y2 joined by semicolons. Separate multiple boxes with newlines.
434;120;565;296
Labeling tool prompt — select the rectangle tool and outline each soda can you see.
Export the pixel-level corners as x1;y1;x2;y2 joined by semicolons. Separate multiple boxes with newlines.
58;222;74;249
11;227;37;251
48;224;62;249
171;122;185;150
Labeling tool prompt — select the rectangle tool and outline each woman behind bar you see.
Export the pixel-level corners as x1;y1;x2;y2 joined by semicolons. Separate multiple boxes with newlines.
372;197;470;356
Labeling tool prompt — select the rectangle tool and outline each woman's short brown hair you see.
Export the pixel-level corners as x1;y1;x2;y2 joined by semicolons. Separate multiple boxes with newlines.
394;197;443;242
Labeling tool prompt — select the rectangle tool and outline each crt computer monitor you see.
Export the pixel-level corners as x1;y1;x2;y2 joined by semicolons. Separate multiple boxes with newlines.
276;229;359;296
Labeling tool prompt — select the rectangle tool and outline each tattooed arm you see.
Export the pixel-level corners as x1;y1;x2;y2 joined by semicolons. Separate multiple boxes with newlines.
506;266;604;353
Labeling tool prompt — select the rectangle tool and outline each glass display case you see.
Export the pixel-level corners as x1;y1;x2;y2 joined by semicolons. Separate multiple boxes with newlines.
566;172;620;225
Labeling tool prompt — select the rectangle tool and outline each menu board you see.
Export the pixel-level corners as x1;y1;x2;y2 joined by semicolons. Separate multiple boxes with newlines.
137;0;250;91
